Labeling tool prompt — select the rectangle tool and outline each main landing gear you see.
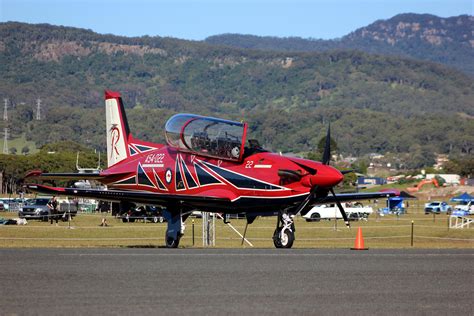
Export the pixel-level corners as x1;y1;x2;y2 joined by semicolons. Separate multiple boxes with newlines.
162;209;185;248
273;211;295;248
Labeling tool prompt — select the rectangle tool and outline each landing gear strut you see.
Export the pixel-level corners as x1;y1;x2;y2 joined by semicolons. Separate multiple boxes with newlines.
273;211;295;248
162;209;185;248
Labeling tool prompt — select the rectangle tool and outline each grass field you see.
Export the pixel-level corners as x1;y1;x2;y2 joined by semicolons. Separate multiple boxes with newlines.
0;204;472;249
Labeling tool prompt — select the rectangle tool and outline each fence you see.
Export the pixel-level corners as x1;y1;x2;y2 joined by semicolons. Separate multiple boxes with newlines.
449;216;473;229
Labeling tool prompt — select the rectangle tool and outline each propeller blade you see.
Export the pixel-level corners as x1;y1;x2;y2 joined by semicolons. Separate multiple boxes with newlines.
330;188;350;228
322;123;331;165
341;169;355;175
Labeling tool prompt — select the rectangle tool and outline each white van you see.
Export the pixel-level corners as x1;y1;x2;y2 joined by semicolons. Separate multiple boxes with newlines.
303;202;373;222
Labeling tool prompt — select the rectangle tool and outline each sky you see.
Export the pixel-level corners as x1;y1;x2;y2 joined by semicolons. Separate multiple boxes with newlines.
0;0;472;40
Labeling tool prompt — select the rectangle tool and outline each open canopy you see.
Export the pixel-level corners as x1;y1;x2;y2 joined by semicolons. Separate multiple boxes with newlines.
165;114;247;161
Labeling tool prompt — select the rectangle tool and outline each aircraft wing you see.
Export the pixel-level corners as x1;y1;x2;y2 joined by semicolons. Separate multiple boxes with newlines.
314;191;399;205
24;170;104;181
24;184;231;208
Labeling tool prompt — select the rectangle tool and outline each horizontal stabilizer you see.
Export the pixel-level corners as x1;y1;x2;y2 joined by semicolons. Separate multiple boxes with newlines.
24;170;104;181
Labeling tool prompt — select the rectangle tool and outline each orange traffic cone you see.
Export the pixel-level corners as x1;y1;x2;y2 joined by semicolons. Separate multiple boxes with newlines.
351;227;369;250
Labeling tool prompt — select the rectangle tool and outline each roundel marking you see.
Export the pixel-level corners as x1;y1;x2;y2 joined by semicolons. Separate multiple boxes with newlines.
165;168;172;184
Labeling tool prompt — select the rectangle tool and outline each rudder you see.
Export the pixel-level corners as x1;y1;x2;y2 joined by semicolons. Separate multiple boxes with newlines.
105;91;131;167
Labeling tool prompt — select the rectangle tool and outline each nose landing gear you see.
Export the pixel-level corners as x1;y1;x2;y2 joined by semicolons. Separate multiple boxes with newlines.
273;211;295;248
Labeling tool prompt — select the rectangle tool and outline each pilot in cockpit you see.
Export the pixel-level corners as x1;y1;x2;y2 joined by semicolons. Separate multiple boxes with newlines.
191;131;211;153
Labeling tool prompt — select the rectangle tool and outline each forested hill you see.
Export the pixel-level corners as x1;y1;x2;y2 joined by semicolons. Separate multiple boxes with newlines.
205;14;474;76
0;22;472;168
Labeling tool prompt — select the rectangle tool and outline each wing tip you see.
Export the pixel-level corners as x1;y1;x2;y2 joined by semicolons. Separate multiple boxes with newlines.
24;169;43;179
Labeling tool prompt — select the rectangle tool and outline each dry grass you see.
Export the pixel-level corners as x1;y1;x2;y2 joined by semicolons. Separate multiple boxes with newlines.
0;204;472;249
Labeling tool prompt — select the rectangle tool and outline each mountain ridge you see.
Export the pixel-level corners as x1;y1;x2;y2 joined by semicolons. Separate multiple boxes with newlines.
205;13;473;76
0;19;472;165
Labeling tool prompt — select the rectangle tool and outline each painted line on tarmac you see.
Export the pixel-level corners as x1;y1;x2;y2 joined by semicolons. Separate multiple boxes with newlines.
1;235;472;241
59;253;474;257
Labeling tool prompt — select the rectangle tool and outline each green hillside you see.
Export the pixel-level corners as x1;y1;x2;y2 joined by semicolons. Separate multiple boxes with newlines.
0;21;472;163
206;14;474;76
0;134;38;155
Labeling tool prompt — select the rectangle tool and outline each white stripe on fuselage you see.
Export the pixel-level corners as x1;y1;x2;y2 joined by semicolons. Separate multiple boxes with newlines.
254;164;272;169
142;163;164;168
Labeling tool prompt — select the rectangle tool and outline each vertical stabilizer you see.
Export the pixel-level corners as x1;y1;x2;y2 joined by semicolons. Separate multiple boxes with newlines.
105;91;131;167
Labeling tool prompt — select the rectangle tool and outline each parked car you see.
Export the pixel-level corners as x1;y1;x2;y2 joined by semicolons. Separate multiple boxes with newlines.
304;202;373;222
0;198;23;211
453;201;474;215
424;201;452;214
18;198;51;221
19;198;76;221
121;205;165;223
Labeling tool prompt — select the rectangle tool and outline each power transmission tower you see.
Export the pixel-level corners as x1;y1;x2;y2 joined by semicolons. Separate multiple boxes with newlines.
3;98;7;121
36;98;41;120
3;128;8;154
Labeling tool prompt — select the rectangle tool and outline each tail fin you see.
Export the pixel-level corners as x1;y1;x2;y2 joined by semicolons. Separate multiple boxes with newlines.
105;91;131;167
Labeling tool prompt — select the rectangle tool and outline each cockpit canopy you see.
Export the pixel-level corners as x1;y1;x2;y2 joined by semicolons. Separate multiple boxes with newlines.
165;114;247;161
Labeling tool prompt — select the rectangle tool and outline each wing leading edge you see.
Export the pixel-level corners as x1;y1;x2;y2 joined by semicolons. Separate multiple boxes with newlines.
314;191;399;205
24;184;231;209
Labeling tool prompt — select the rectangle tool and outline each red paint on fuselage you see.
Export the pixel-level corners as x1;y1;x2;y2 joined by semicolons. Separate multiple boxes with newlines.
100;145;343;203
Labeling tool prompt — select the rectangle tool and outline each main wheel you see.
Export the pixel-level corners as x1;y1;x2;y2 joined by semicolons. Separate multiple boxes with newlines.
273;227;295;248
273;228;283;248
165;235;180;248
280;228;294;248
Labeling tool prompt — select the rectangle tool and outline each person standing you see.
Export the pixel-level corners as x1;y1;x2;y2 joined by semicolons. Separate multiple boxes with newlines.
47;196;59;226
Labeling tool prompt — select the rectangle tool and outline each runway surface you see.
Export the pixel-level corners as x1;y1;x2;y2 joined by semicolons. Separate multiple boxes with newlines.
0;248;472;315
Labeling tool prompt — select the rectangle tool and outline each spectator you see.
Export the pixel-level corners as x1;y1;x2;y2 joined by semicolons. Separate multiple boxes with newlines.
47;196;59;226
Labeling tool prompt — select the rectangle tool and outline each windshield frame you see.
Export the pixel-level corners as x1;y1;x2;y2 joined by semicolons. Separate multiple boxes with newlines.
165;114;247;162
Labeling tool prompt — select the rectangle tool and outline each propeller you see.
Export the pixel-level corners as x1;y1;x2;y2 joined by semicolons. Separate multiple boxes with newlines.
293;123;350;227
322;123;351;228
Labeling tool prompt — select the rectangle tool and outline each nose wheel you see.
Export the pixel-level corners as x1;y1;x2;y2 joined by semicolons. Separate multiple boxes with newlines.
273;211;295;248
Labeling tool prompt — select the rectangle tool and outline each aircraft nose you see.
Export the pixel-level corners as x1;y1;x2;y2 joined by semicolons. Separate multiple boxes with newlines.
302;165;344;188
326;167;344;187
319;166;344;187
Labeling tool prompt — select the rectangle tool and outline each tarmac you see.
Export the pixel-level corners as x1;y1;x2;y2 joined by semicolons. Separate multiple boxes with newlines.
0;248;472;315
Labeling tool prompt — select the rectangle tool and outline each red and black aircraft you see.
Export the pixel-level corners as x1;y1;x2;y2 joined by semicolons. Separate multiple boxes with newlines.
25;91;397;248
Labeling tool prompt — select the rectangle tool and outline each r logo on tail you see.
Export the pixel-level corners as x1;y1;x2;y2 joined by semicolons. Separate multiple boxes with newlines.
105;91;131;167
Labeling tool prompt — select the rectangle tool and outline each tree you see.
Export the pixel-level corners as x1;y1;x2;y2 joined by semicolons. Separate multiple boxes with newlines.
444;158;474;178
351;159;369;175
